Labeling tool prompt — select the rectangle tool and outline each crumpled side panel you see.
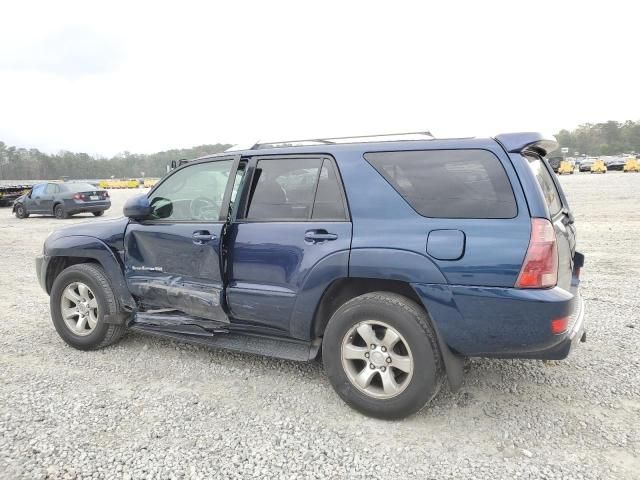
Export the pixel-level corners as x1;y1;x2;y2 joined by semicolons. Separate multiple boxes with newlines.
130;274;228;322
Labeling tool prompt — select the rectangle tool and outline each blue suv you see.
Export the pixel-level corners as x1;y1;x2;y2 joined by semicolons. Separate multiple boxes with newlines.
36;132;585;419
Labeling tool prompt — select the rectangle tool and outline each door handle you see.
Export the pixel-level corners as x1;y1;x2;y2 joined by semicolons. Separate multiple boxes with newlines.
304;230;338;242
192;231;217;244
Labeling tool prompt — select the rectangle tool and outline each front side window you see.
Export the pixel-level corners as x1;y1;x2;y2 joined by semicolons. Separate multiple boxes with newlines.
148;160;234;221
31;184;46;196
364;149;517;219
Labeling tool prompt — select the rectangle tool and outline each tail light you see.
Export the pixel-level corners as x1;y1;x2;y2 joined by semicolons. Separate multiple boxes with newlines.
73;193;83;200
515;218;558;289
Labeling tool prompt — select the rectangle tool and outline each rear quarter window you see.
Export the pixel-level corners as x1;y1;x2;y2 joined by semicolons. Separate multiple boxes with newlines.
524;154;562;216
364;149;517;218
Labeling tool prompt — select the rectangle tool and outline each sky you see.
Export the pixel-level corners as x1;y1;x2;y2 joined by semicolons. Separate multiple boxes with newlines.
0;0;638;156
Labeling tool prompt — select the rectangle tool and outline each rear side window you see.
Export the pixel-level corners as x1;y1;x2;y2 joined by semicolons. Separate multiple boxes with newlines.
312;161;347;220
246;158;348;221
364;150;517;218
45;183;59;194
525;154;562;216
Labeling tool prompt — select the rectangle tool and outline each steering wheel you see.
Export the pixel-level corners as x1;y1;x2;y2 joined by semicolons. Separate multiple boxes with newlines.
190;197;219;220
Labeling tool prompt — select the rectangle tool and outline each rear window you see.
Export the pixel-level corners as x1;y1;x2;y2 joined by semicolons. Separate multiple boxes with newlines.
65;183;99;192
524;154;562;216
364;149;517;218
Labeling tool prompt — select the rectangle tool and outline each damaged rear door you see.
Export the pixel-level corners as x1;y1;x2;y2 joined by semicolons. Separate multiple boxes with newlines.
124;156;240;321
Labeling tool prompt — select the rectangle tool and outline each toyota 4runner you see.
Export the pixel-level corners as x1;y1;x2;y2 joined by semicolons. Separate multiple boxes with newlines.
36;131;585;419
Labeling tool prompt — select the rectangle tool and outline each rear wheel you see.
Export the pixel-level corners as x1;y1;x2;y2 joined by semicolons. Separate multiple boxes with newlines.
14;204;29;218
323;292;444;419
93;211;105;217
54;203;68;219
50;263;126;350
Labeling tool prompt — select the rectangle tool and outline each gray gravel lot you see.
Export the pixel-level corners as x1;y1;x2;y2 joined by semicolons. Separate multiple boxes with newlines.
1;173;639;479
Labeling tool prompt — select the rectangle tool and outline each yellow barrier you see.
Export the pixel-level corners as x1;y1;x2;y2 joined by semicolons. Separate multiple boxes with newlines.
98;179;141;189
623;158;640;172
557;161;575;175
143;179;159;188
590;159;607;174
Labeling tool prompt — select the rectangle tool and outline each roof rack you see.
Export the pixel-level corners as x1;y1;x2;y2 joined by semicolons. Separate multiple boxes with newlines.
248;131;434;150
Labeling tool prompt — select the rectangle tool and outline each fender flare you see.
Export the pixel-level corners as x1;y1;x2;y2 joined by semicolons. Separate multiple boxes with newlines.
45;235;136;323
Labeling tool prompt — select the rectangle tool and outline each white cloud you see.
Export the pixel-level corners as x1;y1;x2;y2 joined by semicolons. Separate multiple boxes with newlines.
0;0;638;156
0;26;123;76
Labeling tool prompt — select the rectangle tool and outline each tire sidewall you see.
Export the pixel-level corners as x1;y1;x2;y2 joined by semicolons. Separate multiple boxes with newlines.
54;204;65;219
323;295;440;419
50;267;114;349
15;204;26;218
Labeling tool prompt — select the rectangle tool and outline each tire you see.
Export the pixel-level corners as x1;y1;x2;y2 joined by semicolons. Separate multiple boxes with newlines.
14;203;29;218
54;203;69;219
93;210;105;217
50;263;126;350
323;292;444;419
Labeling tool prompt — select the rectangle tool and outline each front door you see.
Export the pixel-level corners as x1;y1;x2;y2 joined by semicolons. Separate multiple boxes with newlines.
225;155;352;333
124;157;239;322
27;183;47;213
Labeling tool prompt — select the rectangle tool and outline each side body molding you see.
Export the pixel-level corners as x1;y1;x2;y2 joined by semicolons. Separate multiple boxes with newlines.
45;235;137;315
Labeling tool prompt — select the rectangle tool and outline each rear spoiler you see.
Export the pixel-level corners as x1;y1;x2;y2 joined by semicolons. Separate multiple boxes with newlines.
494;132;558;157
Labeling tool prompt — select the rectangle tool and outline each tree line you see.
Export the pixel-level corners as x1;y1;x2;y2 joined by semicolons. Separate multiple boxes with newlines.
0;142;231;181
555;120;640;157
2;120;640;180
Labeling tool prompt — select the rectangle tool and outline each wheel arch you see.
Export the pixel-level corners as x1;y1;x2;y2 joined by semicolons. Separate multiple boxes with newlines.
311;277;422;338
44;235;137;320
311;277;464;391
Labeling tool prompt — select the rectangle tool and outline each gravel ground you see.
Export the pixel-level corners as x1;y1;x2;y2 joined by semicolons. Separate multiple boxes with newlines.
0;174;639;480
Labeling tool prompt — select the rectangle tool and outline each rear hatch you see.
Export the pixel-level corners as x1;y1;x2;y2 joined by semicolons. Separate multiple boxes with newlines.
524;153;576;291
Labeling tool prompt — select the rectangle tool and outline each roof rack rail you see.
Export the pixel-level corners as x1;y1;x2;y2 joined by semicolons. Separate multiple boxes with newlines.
250;131;434;150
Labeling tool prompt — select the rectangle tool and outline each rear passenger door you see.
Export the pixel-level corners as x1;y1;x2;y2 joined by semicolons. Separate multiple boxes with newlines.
41;183;59;213
226;155;352;333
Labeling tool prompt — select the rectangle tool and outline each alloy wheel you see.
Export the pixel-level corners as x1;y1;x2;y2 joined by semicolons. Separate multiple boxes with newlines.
60;282;99;336
341;320;414;399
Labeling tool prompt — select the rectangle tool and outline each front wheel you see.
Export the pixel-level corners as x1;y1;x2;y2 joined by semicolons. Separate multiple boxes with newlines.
323;292;444;419
93;210;105;217
50;263;126;350
14;204;29;218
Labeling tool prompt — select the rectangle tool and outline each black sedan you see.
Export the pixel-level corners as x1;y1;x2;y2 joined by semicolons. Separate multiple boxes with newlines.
579;159;595;172
13;182;111;219
606;158;626;171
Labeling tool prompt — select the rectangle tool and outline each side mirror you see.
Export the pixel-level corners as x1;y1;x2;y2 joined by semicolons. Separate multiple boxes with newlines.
123;194;151;219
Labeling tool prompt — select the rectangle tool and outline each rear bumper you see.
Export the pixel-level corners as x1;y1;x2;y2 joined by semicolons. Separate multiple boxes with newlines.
66;200;111;214
515;292;585;360
412;282;586;360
